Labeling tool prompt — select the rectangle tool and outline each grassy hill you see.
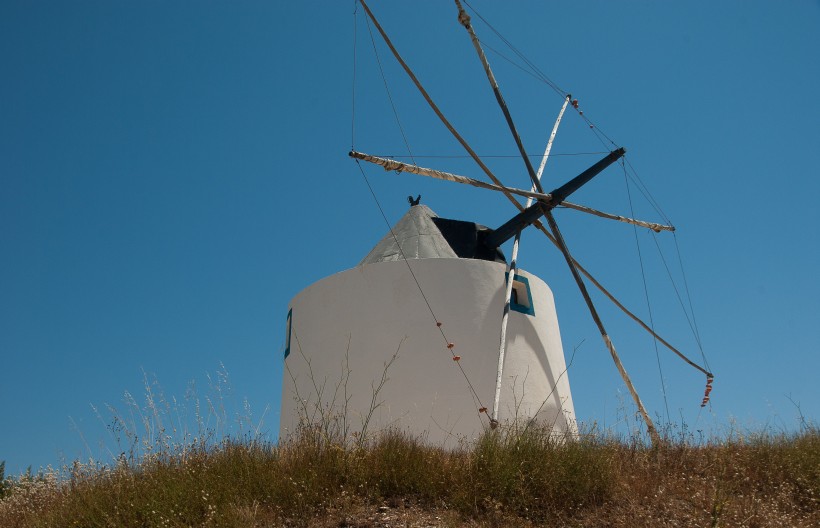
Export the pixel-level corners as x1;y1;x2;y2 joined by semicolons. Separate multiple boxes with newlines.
2;421;818;527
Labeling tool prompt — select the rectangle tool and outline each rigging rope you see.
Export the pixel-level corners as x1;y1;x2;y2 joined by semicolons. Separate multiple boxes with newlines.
353;159;490;424
479;39;562;90
649;231;715;406
624;157;673;226
463;0;567;97
351;0;358;150
460;0;625;156
673;233;711;371
649;233;705;360
363;11;416;165
459;2;616;152
624;160;670;420
352;2;490;423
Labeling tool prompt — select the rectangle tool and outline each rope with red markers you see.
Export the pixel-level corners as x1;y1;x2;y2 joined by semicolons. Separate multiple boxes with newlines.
701;376;714;407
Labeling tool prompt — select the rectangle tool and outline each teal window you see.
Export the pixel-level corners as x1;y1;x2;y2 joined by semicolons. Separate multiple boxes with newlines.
284;308;292;359
505;273;535;316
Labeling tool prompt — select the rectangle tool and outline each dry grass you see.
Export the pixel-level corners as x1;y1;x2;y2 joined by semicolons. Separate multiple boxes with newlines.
1;423;818;527
2;367;817;526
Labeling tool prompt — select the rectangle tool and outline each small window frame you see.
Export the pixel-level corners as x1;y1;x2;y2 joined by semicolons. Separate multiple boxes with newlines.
284;308;293;359
505;273;535;316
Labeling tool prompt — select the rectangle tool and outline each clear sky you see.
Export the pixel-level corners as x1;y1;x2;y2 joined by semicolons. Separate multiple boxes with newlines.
2;1;819;474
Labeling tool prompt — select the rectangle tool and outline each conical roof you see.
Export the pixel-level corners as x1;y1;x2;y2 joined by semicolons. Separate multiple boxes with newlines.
359;204;506;265
359;205;457;265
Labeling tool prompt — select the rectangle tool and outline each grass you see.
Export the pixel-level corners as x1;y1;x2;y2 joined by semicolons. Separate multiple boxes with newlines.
1;423;818;527
2;368;818;526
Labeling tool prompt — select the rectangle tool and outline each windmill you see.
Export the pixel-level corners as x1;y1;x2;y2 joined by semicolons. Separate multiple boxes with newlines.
280;1;713;447
343;0;714;446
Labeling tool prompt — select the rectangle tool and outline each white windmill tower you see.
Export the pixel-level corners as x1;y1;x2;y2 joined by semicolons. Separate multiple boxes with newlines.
280;0;713;446
281;201;576;444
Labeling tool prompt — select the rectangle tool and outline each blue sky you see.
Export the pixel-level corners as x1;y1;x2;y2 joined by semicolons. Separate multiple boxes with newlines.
2;1;819;474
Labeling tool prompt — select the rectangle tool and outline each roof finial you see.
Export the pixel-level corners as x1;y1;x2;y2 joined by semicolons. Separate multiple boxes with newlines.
408;194;421;207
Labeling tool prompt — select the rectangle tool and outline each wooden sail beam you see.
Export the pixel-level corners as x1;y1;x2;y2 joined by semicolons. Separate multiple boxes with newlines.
492;97;570;426
348;150;545;201
349;150;674;233
536;95;571;186
560;202;675;233
454;0;544;195
544;210;661;446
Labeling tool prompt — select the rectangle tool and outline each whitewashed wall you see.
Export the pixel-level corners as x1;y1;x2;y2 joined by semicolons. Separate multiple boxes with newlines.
280;258;575;446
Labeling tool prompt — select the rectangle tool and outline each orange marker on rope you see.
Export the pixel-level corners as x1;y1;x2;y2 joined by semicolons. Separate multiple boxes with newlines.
700;376;714;407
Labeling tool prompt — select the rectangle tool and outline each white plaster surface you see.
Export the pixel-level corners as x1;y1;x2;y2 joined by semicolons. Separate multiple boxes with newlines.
280;258;575;445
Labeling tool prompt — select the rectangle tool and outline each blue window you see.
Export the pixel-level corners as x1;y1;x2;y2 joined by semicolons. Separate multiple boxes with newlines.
505;273;535;316
284;308;293;359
